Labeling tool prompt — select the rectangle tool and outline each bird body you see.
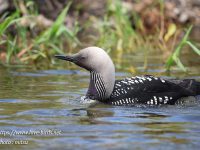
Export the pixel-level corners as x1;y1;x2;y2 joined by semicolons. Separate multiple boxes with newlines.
55;47;200;106
108;76;200;105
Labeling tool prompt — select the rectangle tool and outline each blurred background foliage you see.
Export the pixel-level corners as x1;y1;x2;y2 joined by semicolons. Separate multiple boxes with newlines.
0;0;199;71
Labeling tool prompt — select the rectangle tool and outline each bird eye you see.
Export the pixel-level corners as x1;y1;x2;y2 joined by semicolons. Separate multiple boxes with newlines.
80;56;86;59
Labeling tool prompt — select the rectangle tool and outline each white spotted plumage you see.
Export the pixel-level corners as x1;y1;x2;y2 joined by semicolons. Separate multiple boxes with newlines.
108;75;177;106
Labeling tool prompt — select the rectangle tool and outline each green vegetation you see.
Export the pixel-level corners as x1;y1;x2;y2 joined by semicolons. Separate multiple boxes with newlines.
166;26;200;72
0;2;79;66
0;0;199;72
96;0;137;51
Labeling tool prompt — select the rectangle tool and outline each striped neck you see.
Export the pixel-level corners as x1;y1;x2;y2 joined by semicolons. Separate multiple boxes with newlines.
86;71;107;101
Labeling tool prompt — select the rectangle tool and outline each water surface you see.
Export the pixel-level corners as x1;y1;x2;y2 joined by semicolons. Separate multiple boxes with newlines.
0;51;200;150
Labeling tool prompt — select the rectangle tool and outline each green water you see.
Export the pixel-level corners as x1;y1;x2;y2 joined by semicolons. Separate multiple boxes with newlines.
0;50;200;150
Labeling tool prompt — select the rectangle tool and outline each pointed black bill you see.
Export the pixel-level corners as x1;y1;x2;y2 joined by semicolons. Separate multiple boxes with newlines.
54;55;74;62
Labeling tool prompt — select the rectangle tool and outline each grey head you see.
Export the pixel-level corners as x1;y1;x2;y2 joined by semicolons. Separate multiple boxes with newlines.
55;47;115;101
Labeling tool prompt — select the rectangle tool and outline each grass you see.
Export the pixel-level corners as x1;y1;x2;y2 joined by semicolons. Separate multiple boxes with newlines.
0;1;80;66
0;11;20;35
96;0;140;52
36;3;80;45
166;26;200;72
0;0;199;72
0;11;21;63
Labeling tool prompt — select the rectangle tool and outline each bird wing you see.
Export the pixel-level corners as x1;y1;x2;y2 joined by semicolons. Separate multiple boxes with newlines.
110;75;196;105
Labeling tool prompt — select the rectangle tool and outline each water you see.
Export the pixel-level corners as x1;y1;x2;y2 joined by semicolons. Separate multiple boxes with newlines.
0;51;200;150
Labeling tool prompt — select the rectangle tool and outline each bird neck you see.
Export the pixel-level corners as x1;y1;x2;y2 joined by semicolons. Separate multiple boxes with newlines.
86;70;115;101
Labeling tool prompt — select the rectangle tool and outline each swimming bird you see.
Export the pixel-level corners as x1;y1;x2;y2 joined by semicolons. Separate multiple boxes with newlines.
55;47;200;106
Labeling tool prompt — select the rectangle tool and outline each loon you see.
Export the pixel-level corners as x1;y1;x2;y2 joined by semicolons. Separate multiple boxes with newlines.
55;47;200;106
